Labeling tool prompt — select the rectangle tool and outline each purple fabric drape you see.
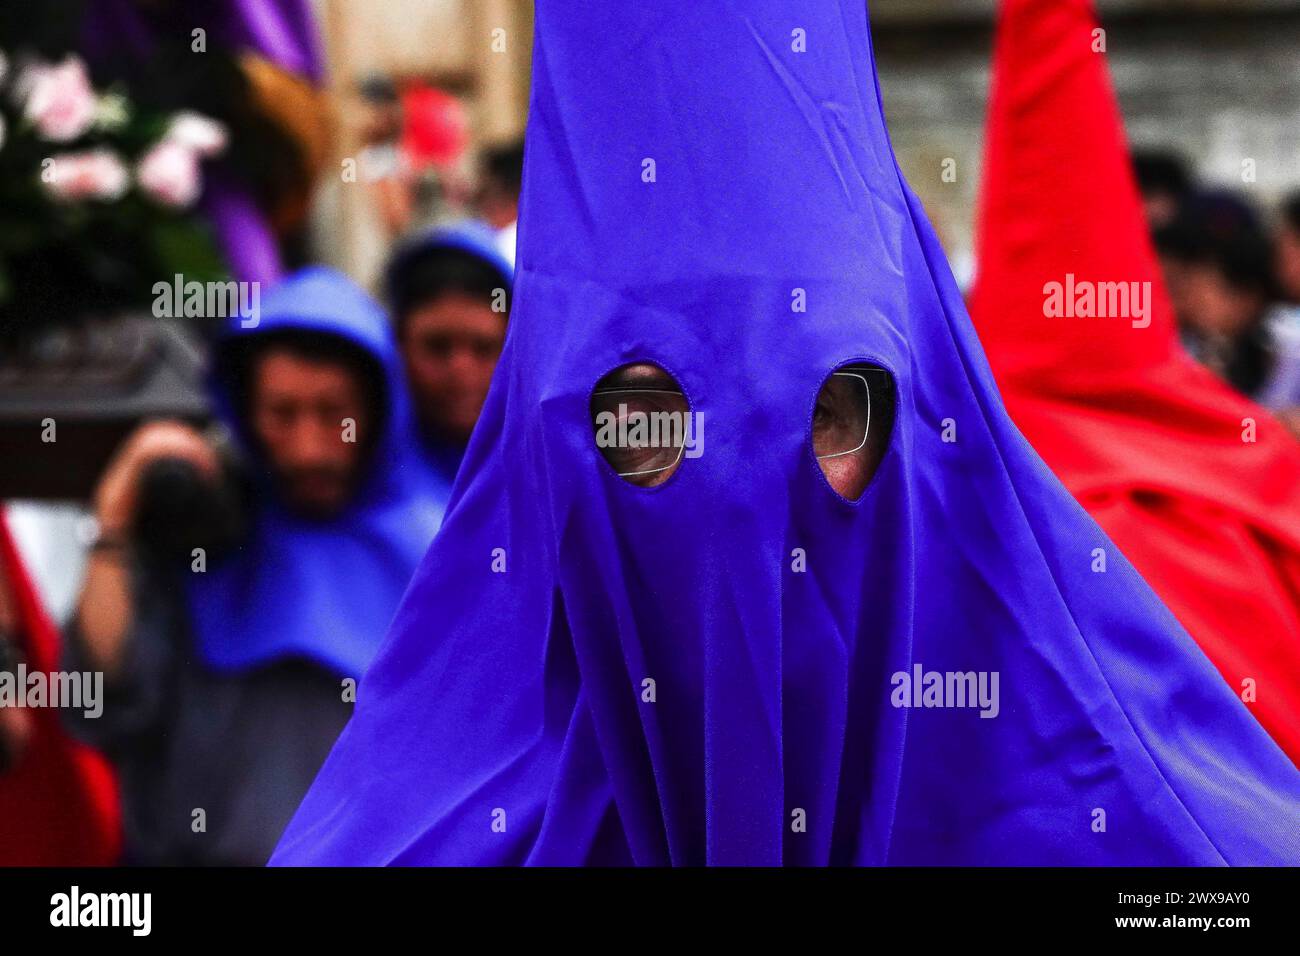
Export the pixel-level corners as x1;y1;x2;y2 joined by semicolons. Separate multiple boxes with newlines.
82;0;322;82
201;167;286;286
227;0;324;83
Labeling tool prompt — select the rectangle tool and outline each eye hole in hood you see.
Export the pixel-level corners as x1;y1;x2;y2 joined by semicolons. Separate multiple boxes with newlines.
812;363;896;502
590;362;692;488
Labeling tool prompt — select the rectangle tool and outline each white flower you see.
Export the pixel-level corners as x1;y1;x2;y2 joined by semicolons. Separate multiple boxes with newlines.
42;149;130;202
165;111;227;157
0;51;9;87
136;140;202;208
133;111;227;208
23;56;97;142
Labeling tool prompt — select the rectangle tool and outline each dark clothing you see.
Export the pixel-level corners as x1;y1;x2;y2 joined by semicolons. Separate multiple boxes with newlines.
420;435;467;489
64;558;351;866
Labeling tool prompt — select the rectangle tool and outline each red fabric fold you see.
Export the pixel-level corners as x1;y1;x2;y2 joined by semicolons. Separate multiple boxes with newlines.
0;511;121;865
970;0;1300;763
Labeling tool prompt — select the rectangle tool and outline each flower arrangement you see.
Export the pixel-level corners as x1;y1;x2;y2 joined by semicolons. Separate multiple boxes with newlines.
0;49;228;344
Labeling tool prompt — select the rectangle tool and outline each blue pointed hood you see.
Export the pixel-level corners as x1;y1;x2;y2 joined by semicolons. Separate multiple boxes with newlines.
384;219;515;309
273;1;1300;864
188;267;448;679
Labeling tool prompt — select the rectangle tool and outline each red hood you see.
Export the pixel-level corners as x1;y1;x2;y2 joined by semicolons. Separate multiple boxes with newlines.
969;0;1300;764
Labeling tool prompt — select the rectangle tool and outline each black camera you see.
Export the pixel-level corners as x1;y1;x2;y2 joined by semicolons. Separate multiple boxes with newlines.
133;444;250;565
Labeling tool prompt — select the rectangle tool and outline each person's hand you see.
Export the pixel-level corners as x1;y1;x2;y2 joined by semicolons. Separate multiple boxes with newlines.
93;421;219;536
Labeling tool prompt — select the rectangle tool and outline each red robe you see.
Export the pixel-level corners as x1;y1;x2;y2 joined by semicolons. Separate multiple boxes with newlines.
0;511;121;864
970;0;1300;764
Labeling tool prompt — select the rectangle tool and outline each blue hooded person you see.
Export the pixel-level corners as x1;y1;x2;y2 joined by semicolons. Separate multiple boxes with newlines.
383;219;515;488
271;1;1300;865
189;267;449;677
65;267;446;865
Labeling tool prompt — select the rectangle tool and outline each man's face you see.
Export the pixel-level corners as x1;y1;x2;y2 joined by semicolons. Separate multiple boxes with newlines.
1181;264;1264;339
400;292;506;444
1142;190;1180;233
249;349;371;518
1159;254;1194;327
479;183;519;230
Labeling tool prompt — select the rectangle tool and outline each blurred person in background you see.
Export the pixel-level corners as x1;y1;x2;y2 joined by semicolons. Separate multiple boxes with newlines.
312;77;474;291
1158;193;1300;429
63;268;445;865
356;76;418;245
311;75;418;292
401;84;473;220
1133;150;1194;233
1137;151;1197;327
386;221;514;489
0;635;28;773
1277;193;1300;304
477;139;525;266
1271;194;1300;435
0;541;35;777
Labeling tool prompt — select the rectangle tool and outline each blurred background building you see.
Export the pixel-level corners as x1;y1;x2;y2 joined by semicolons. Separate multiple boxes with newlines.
307;0;1300;283
309;0;531;286
874;0;1300;280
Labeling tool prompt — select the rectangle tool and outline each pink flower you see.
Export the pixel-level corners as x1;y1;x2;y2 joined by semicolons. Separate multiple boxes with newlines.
43;149;130;202
165;112;228;157
136;140;202;208
23;57;97;143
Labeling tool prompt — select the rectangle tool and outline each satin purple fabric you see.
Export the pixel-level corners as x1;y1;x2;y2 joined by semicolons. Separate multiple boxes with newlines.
272;0;1300;865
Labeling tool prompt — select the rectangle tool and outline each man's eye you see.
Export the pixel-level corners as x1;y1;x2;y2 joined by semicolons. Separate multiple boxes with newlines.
269;404;297;426
811;364;895;501
590;362;690;487
421;337;453;358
